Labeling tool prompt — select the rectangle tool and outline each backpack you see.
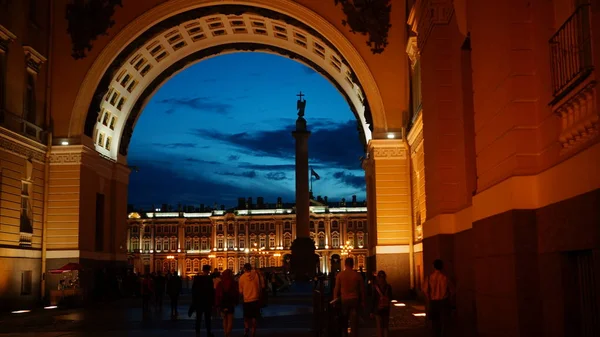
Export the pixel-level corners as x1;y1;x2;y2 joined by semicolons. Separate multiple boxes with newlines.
375;284;390;309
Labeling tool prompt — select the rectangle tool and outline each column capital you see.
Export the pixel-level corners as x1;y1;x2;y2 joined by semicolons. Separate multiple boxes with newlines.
0;24;16;52
406;36;420;69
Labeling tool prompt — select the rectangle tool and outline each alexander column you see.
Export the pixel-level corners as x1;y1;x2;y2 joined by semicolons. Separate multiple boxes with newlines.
291;92;316;281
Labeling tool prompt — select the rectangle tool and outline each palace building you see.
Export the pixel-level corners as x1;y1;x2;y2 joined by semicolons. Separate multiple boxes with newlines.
126;196;368;277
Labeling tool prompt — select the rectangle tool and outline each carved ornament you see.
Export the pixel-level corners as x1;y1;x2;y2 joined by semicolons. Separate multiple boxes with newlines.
23;46;47;73
334;0;392;54
553;81;598;154
406;36;419;69
66;0;123;60
49;151;82;165
0;134;45;162
408;0;454;52
372;146;406;159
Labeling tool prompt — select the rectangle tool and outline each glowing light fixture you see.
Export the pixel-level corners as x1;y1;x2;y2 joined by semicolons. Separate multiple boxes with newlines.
11;310;31;314
61;141;69;146
393;303;406;307
413;313;426;317
387;133;395;139
44;306;58;310
177;249;181;253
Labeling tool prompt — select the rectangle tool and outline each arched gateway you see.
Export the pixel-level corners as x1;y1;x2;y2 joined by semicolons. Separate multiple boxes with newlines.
40;0;412;302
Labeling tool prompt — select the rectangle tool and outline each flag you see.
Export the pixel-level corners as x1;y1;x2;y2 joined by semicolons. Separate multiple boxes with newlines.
311;168;320;180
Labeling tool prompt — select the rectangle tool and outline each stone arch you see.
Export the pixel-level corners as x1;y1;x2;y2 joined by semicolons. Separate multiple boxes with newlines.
69;0;387;161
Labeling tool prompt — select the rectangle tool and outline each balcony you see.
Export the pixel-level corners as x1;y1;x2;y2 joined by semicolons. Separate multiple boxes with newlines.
549;4;598;153
19;232;32;247
0;109;46;144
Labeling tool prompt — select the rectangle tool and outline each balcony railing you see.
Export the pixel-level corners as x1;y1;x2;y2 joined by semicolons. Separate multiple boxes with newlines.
550;4;593;101
0;109;46;144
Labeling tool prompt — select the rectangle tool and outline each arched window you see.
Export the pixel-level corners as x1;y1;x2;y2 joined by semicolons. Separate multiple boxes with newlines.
318;232;325;248
331;232;340;248
239;257;246;271
217;257;224;271
259;234;266;248
238;235;246;249
269;233;275;248
269;256;275;267
170;260;177;273
357;232;364;248
155;260;162;272
143;238;151;251
332;220;339;229
24;73;36;123
250;234;257;247
192;259;200;273
284;233;292;249
170;236;177;251
347;232;355;248
284;221;291;230
193;237;200;250
155;237;163;251
131;238;139;251
163;260;170;273
185;259;191;273
201;258;209;269
185;238;192;250
217;235;224;249
228;258;234;271
200;237;207;251
259;257;265;268
227;235;234;249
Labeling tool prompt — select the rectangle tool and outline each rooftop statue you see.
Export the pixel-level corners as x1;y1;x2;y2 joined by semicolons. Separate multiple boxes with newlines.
297;91;307;117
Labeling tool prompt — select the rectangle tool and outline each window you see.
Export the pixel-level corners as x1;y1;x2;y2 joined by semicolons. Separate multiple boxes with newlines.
228;223;233;232
228;258;234;271
95;193;105;251
347;232;354;248
239;224;245;232
259;235;266;248
251;224;256;231
270;223;275;230
157;226;162;234
109;116;117;130
227;236;234;249
239;257;246;271
21;270;32;295
185;238;191;250
318;221;325;230
20;181;33;234
260;223;265;231
357;221;364;229
193;237;200;250
155;238;162;251
332;221;339;229
171;226;177;233
218;224;223;231
185;259;191;273
239;236;245;249
194;226;199;233
357;232;364;248
269;256;275;267
186;226;191;234
131;238;139;251
318;232;325;248
284;234;291;249
24;73;36;123
132;226;139;233
193;259;200;273
358;255;365;270
284;222;291;230
200;237;207;251
143;239;150;251
201;226;207;233
170;237;177;251
144;226;150;234
332;232;340;248
269;234;275;248
217;236;224;249
250;235;256;247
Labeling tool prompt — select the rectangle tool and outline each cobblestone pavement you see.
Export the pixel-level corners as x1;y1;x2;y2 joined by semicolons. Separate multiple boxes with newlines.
0;291;428;337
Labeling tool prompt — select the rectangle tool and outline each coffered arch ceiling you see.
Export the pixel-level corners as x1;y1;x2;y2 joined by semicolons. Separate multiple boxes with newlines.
81;4;386;161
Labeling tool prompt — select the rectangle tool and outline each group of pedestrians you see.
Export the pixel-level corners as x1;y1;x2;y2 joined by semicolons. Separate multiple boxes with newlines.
141;271;182;319
189;263;263;337
333;257;454;337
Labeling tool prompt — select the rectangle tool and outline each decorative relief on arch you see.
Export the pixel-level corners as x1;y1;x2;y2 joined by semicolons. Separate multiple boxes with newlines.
66;0;123;59
85;5;374;161
334;0;392;54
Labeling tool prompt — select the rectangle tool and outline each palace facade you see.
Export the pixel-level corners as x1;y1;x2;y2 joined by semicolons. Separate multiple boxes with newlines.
127;198;368;277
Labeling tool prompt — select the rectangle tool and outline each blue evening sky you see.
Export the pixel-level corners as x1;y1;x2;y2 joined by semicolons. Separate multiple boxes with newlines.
127;52;366;209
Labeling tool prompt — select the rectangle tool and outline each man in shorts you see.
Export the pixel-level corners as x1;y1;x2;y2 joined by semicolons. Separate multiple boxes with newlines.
238;263;262;337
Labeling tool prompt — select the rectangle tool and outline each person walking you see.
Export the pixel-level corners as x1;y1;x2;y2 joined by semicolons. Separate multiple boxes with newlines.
189;265;215;337
216;269;239;337
333;257;365;337
423;259;455;337
370;271;392;337
166;271;182;318
140;273;154;318
239;263;262;337
154;271;166;312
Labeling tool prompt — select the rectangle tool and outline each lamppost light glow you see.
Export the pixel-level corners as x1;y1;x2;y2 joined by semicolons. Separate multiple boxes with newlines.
387;133;395;139
61;141;69;146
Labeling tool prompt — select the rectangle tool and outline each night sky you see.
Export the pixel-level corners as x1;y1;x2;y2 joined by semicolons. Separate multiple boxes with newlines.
127;52;366;209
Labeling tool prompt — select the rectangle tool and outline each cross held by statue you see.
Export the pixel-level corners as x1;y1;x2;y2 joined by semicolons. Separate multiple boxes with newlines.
297;91;305;101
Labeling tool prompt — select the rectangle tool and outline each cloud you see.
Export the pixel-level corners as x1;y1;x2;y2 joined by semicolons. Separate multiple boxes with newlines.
228;155;240;161
185;157;221;165
332;171;365;189
164;108;176;115
217;170;257;178
191;119;364;169
153;142;197;149
158;97;234;114
265;171;287;181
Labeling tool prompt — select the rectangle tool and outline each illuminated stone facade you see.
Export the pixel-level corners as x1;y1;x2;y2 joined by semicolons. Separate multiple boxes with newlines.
126;203;368;277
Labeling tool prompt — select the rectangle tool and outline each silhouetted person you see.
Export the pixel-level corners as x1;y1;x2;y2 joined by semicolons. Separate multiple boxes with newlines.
167;271;182;318
190;265;215;337
239;263;262;337
141;273;154;317
216;269;239;337
423;259;455;337
334;258;365;337
154;271;166;311
370;271;392;337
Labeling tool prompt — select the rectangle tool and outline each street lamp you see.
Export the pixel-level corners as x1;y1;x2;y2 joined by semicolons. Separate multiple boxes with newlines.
340;241;353;256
